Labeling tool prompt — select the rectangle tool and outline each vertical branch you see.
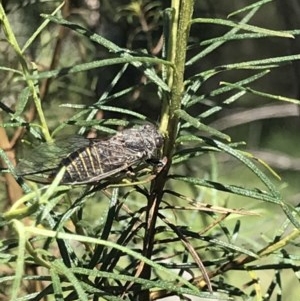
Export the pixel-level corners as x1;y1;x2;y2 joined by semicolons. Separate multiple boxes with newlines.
138;1;194;300
161;0;194;159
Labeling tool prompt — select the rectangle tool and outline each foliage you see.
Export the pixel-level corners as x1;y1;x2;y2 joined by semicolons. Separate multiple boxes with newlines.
0;0;300;300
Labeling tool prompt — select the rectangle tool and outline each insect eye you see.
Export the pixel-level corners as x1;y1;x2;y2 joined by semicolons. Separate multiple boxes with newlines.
155;136;164;148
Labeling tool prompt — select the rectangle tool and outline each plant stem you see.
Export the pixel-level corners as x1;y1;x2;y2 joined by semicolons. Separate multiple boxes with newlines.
161;0;194;159
139;1;194;300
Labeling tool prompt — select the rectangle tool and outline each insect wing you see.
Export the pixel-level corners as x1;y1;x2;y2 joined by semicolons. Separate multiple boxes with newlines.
15;124;164;184
63;136;143;184
16;136;91;182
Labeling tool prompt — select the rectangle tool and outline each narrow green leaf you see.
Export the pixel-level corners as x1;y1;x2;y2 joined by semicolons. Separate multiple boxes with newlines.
40;167;66;203
199;91;246;118
241;151;281;181
0;66;23;75
25;226;200;293
0;148;31;194
21;2;65;53
175;109;231;141
69;267;214;298
28;57;167;79
200;30;300;46
40;14;171;92
280;204;300;230
186;7;261;65
199;234;259;258
13;87;30;117
11;220;27;301
52;260;88;301
169;175;280;204
63;119;129;132
52;109;91;136
221;81;300;105
228;0;273;18
220;54;300;70
203;138;281;198
50;268;64;301
38;188;70;223
60;104;148;121
186;70;270;108
176;134;204;144
190;18;294;39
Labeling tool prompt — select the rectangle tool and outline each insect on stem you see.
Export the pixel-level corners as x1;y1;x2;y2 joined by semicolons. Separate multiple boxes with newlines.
15;124;164;185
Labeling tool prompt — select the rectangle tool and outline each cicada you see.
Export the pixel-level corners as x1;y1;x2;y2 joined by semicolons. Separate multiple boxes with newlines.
16;124;164;184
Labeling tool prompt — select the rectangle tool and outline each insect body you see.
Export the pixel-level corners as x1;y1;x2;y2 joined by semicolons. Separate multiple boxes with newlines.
16;124;164;184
